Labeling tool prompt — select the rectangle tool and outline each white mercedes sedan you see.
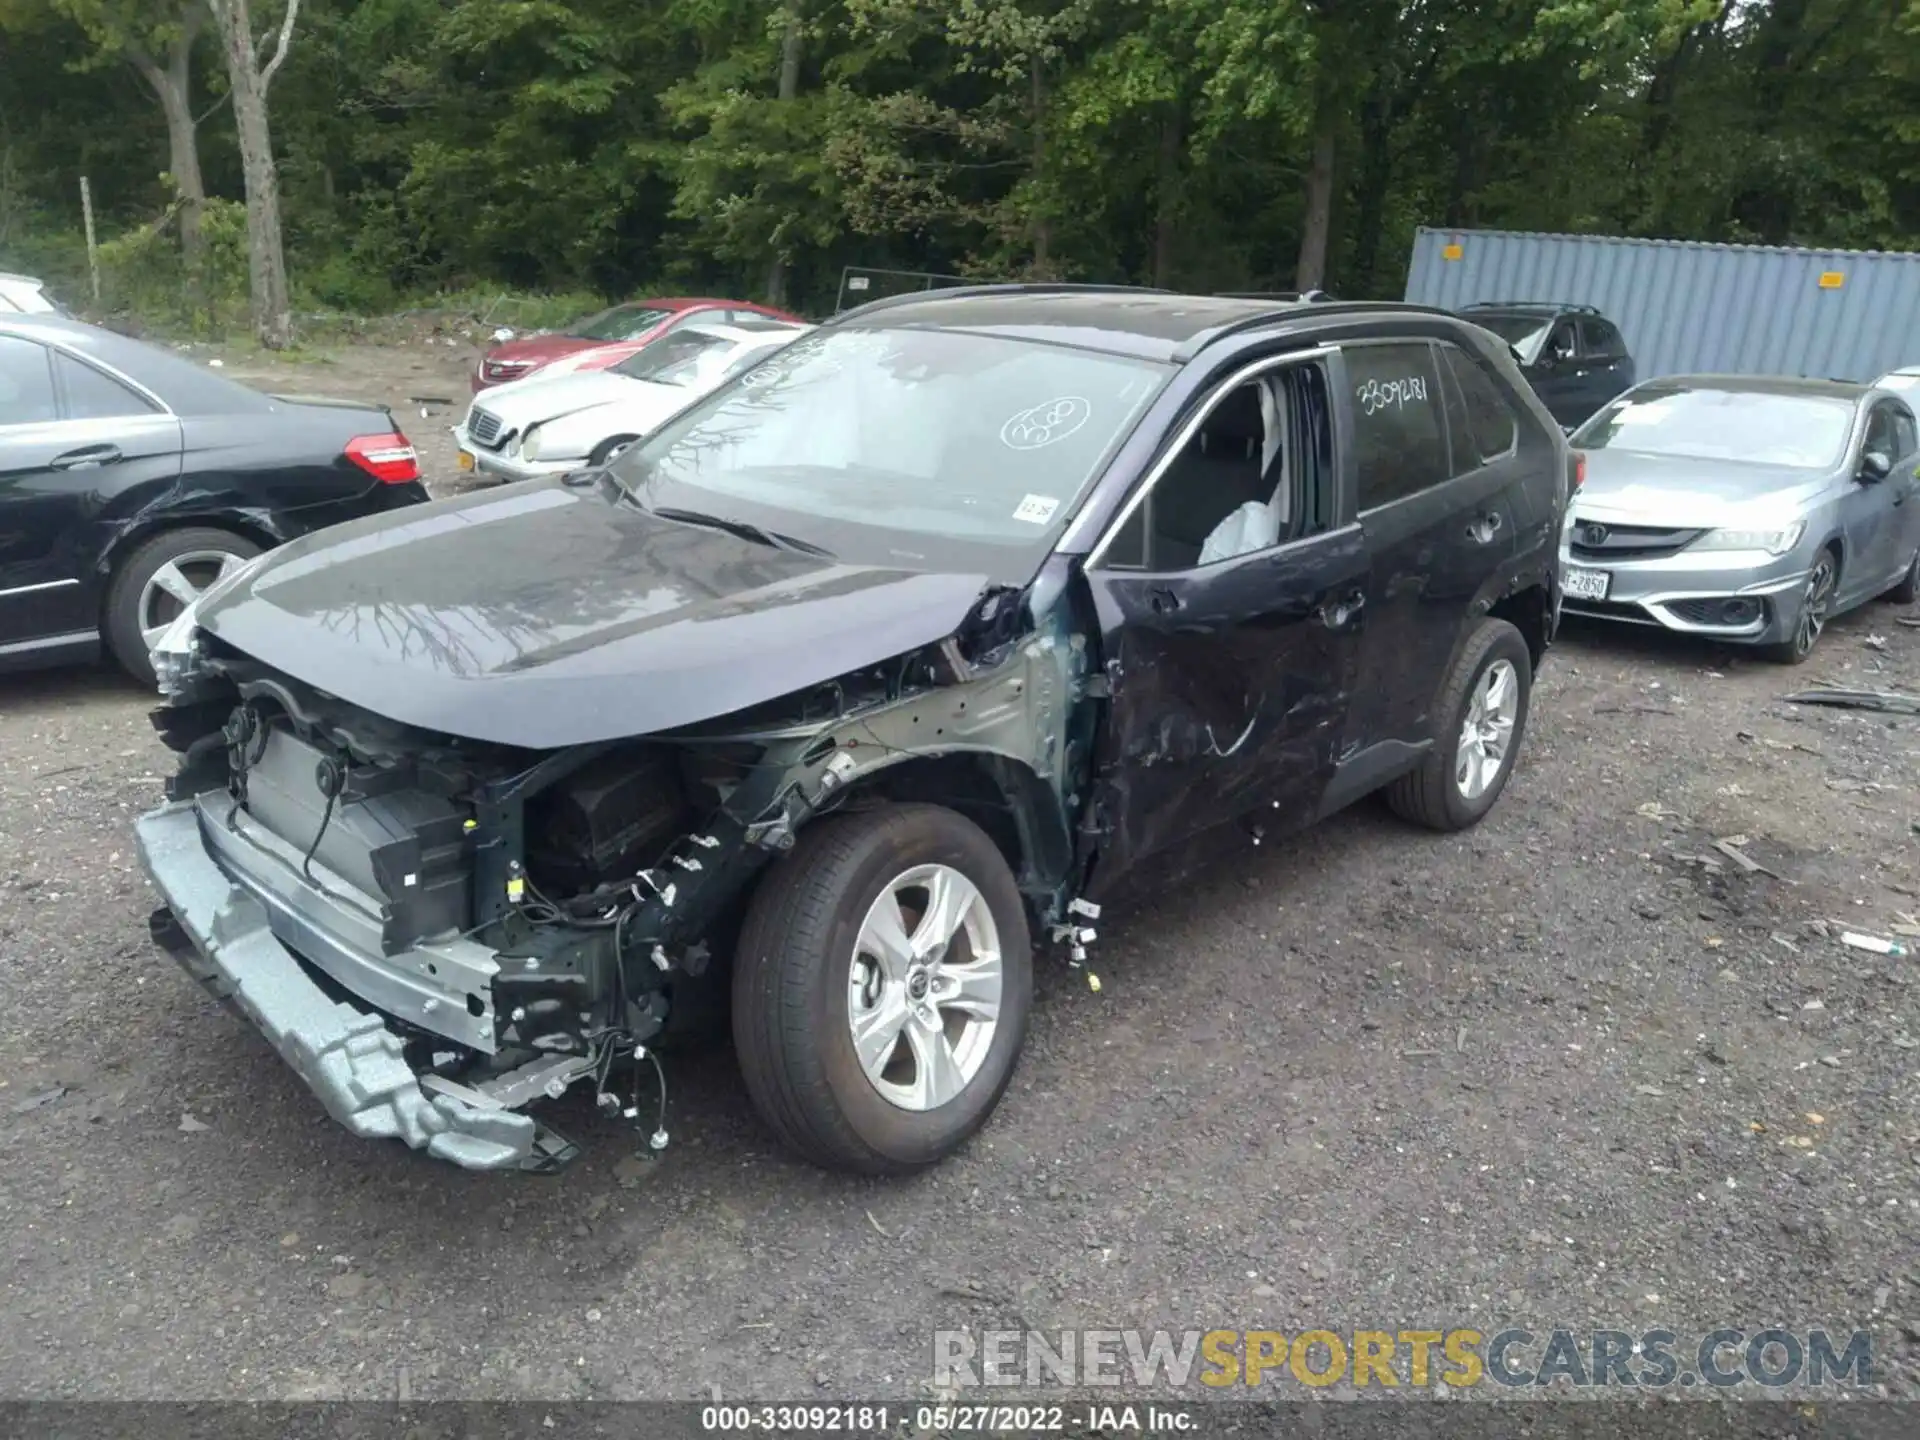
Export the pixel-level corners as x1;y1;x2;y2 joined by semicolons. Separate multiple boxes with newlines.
454;319;810;483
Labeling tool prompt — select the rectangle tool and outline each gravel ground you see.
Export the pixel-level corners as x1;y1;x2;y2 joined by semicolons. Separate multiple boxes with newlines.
1;340;1918;1402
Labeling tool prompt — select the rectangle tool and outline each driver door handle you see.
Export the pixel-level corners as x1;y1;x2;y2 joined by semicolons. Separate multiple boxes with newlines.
50;444;122;471
1316;589;1365;629
1466;511;1504;544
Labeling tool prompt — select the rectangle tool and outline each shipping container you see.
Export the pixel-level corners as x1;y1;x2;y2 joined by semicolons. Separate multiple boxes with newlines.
1404;227;1920;384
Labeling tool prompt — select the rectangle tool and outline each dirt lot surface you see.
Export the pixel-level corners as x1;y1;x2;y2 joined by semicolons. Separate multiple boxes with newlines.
2;340;1919;1402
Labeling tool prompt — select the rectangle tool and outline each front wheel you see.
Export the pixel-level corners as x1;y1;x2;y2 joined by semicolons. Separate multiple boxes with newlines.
104;527;262;688
1885;545;1919;605
732;804;1033;1175
1763;547;1838;665
1385;617;1533;832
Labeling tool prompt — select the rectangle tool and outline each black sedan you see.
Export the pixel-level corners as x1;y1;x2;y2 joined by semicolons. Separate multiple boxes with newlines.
0;314;429;685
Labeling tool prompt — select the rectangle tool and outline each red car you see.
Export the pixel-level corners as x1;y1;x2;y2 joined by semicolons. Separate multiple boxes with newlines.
473;297;803;391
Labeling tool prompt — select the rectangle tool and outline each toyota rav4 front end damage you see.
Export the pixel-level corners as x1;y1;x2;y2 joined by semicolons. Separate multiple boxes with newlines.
137;498;1099;1173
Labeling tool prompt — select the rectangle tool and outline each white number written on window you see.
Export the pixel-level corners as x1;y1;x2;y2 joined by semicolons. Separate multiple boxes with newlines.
1356;375;1429;417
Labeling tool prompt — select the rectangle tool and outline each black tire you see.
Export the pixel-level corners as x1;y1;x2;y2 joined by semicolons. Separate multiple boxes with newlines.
589;434;640;467
104;526;261;687
731;803;1033;1175
1762;544;1839;665
1385;617;1533;832
1885;545;1919;605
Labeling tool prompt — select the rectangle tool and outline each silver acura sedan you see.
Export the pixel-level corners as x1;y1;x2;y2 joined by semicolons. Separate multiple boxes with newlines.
1561;376;1920;662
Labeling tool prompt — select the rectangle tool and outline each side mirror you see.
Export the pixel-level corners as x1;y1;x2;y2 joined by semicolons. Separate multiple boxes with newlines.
1861;450;1893;483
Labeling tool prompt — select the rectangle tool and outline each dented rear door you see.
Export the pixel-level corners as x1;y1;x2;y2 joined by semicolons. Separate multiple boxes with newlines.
1079;523;1369;889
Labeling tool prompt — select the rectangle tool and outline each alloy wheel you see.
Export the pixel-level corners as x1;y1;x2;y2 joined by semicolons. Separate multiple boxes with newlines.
1793;554;1836;658
137;549;251;650
1455;658;1519;801
846;863;1003;1112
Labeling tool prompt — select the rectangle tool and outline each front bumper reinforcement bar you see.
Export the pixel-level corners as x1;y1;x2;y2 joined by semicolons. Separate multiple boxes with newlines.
135;801;574;1173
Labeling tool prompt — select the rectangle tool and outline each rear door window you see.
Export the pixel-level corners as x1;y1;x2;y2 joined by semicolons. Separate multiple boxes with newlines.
0;335;58;424
1892;407;1918;458
1346;342;1451;510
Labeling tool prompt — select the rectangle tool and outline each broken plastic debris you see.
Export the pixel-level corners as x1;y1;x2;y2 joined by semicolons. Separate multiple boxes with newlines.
1712;837;1787;880
178;1113;208;1133
1783;687;1920;716
1841;931;1908;957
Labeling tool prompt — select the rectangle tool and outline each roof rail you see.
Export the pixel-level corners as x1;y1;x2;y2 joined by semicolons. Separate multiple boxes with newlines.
1214;289;1336;302
824;282;1178;325
1171;299;1451;361
1462;299;1601;316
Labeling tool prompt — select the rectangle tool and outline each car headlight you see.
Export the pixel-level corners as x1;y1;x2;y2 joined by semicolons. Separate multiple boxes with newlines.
149;550;269;695
522;424;587;464
1690;522;1805;557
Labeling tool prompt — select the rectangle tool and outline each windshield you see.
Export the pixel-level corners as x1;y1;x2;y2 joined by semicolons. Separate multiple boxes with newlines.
615;327;1169;568
1575;387;1855;468
570;304;674;342
612;331;731;386
1467;313;1553;359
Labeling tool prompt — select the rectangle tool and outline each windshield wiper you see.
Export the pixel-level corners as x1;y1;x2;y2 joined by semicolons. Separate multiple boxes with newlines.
649;505;832;557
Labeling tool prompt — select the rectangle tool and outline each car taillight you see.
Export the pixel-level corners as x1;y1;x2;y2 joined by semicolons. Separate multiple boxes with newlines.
1569;450;1587;493
345;432;421;484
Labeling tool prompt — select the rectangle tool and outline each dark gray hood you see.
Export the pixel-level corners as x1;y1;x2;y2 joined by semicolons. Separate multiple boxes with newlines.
194;477;998;749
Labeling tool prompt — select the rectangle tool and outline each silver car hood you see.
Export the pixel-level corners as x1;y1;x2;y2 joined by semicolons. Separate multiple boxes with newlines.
1573;449;1838;528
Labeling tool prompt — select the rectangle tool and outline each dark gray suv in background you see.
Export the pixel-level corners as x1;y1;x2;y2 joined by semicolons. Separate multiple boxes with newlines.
136;287;1572;1178
1461;301;1637;429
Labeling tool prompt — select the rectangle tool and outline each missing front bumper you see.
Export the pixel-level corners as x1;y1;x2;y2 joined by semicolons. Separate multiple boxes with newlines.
135;802;576;1174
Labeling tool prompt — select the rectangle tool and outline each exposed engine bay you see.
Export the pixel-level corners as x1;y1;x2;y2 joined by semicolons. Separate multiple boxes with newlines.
144;580;1097;1170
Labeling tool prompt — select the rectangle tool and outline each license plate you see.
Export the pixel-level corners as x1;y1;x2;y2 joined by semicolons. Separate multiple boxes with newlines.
1564;565;1609;601
457;449;475;472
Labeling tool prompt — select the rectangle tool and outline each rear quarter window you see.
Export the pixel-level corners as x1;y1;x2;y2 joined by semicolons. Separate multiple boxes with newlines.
1347;341;1450;509
58;352;161;419
1439;344;1520;466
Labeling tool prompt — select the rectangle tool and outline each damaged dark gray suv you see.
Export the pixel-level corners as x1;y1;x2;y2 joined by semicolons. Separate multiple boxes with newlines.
135;286;1569;1176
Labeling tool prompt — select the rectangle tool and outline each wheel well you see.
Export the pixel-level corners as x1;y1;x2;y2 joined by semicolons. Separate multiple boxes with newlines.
97;515;274;600
591;434;640;461
835;753;1071;897
1489;584;1550;671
